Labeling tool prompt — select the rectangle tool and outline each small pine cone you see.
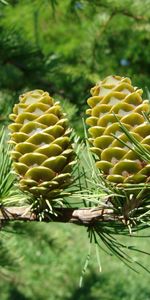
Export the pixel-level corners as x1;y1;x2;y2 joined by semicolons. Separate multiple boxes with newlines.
9;90;75;198
86;75;150;184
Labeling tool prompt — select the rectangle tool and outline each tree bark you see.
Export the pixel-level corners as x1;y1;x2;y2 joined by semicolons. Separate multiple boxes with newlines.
0;206;121;226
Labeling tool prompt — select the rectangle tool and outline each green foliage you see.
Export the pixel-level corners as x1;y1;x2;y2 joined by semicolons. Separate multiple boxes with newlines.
0;0;8;5
0;128;27;206
0;129;17;204
0;230;21;281
54;94;83;135
1;0;150;131
0;223;150;300
0;92;15;126
0;0;150;298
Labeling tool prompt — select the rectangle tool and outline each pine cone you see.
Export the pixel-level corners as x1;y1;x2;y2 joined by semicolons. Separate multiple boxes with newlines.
86;75;150;184
9;90;75;198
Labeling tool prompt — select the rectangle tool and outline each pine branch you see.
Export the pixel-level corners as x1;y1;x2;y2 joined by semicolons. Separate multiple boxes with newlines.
92;1;149;22
0;206;119;226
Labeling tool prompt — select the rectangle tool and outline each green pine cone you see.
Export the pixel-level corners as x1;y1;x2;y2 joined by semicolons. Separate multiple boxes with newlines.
9;90;75;198
86;75;150;184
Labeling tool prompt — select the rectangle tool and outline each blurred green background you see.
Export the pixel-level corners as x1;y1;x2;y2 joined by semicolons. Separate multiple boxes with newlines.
0;0;150;299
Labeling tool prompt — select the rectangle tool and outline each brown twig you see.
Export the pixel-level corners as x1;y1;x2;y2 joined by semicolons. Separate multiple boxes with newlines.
0;206;121;226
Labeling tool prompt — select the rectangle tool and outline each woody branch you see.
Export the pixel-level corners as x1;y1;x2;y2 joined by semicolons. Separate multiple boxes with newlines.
0;206;122;226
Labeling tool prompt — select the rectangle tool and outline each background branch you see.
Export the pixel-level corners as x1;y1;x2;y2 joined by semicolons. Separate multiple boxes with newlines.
94;1;149;22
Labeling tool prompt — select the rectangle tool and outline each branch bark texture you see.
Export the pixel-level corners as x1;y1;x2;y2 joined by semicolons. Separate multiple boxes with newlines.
0;206;119;226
